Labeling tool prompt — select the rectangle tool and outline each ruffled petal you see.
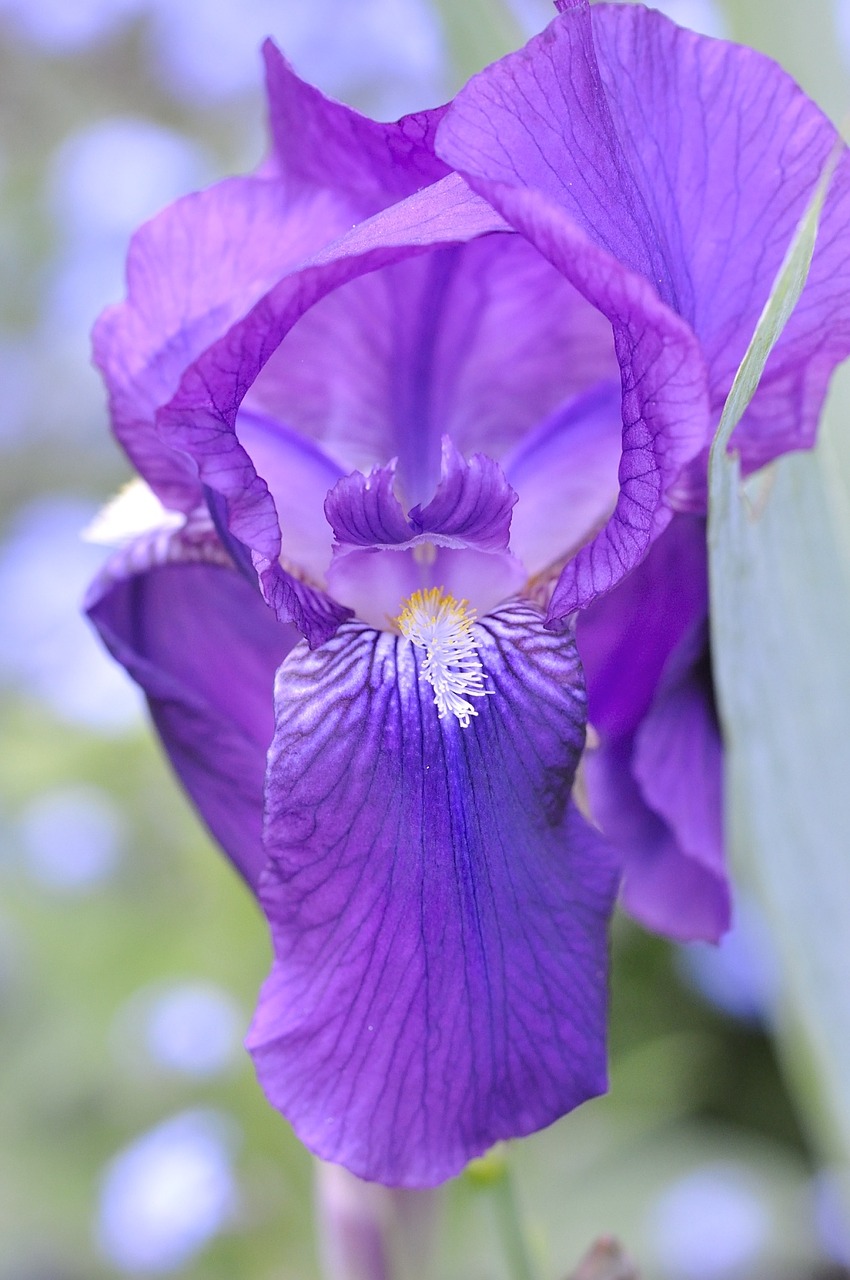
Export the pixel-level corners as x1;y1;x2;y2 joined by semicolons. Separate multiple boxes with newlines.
409;438;516;550
247;603;617;1185
325;462;413;549
156;176;510;644
93;176;340;513
86;529;296;891
325;441;517;555
438;2;850;481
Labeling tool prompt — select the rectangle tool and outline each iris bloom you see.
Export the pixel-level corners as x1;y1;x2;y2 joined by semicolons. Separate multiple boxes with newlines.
87;1;850;1185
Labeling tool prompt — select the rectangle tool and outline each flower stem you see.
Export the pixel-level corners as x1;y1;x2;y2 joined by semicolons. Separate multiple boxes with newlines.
467;1148;539;1280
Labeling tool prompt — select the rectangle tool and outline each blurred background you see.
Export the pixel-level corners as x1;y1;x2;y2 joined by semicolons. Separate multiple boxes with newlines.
1;0;849;1276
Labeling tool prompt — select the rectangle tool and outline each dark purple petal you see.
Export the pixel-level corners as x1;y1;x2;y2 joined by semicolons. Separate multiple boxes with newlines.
325;440;517;557
438;3;850;480
86;532;296;891
577;514;708;740
576;516;728;940
408;438;516;550
247;603;617;1185
584;735;728;944
156;176;509;643
632;636;728;941
325;462;413;549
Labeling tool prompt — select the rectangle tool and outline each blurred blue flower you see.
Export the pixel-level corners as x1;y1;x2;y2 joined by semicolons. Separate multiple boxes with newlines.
677;898;780;1024
813;1169;850;1267
146;0;445;116
0;498;142;731
649;1164;771;1279
144;982;243;1078
17;784;125;893
0;0;142;52
96;1109;239;1273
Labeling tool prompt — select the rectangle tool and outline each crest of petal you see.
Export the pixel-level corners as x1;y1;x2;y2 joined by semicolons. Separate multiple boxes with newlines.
248;603;617;1185
408;438;517;550
325;440;517;555
324;461;413;549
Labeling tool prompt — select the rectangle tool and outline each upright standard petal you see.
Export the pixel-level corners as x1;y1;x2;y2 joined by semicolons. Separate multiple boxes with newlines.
261;40;449;203
155;176;511;644
438;2;850;477
248;603;617;1185
87;527;296;891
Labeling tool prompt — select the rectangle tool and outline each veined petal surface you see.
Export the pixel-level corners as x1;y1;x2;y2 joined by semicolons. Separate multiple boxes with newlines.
248;603;617;1185
438;2;850;476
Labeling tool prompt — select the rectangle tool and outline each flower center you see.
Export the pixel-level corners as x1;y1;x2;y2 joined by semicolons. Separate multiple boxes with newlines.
396;587;490;728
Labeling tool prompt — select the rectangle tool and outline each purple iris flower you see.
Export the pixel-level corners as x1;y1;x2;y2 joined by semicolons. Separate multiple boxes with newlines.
87;2;850;1186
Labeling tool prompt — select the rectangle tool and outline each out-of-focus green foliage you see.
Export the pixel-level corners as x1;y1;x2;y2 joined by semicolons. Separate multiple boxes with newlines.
707;0;850;1230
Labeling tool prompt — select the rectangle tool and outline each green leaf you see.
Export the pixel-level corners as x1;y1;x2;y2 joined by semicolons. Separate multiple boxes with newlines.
708;146;850;1185
431;0;526;85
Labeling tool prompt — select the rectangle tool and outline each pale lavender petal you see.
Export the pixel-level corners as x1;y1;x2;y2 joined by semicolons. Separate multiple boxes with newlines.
87;535;295;891
325;546;527;630
248;603;617;1185
247;234;617;502
156;176;509;642
503;381;622;576
235;409;344;581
